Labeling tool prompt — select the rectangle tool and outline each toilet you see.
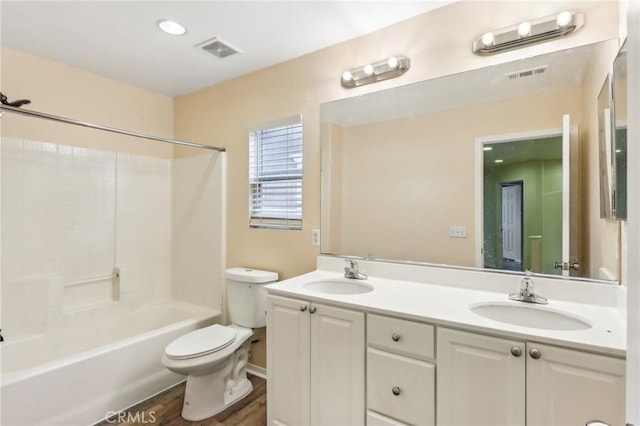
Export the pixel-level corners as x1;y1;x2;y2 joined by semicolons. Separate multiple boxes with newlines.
162;267;277;421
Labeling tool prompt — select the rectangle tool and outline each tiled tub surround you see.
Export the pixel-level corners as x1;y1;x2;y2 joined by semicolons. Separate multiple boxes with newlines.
0;137;226;425
1;137;173;337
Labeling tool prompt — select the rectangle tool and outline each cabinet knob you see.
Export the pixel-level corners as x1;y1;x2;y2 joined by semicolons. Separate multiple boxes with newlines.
391;333;401;342
585;422;610;426
392;386;401;396
299;305;307;312
529;348;542;359
309;306;317;314
510;346;522;357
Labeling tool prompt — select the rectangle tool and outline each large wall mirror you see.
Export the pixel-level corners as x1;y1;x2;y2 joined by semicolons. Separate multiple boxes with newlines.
321;39;622;284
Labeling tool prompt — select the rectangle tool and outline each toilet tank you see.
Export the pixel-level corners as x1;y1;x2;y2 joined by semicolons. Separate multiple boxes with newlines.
225;267;278;328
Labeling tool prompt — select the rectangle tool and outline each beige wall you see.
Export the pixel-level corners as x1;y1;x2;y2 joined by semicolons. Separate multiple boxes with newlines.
328;88;582;266
174;0;618;276
174;1;619;367
1;47;174;157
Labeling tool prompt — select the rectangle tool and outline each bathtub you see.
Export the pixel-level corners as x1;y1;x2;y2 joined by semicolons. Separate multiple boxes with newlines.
0;301;220;426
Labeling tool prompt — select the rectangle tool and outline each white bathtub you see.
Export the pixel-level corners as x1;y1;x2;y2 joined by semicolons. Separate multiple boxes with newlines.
0;301;220;426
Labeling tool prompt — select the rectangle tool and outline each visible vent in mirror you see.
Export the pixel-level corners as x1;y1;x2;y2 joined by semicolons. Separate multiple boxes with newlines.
505;65;548;80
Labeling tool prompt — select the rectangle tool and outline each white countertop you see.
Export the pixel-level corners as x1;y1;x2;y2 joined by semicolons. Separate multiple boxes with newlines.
265;258;626;357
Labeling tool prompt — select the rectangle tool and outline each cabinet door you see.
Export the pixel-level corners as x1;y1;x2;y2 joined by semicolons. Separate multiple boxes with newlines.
310;303;365;426
267;295;311;426
526;342;625;426
437;328;525;426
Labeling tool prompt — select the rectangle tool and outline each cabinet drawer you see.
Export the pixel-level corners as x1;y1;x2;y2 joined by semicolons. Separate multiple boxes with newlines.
367;314;434;359
367;348;435;426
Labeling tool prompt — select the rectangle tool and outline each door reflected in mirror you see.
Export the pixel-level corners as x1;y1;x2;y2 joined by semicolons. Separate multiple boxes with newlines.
482;136;565;276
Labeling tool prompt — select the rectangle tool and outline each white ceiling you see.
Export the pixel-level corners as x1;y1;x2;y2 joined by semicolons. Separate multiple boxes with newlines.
0;1;455;97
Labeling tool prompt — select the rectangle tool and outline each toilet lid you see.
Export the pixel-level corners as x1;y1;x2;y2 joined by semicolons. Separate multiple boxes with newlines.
165;325;237;360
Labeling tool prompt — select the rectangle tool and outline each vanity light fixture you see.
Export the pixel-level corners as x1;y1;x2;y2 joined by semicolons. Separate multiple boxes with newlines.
157;19;187;36
341;56;410;89
472;11;583;55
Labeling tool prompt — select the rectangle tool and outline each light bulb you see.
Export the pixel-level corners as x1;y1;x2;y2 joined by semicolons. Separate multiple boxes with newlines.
363;64;374;76
483;146;493;151
481;32;495;47
157;19;187;35
517;22;531;37
494;159;504;164
387;57;399;69
342;71;353;82
556;11;572;28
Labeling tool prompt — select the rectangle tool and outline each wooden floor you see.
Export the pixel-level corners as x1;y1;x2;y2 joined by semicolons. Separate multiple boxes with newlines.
97;374;266;426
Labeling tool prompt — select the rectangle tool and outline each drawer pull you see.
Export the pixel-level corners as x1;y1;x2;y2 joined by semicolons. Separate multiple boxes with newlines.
392;386;401;396
391;333;401;342
510;346;522;357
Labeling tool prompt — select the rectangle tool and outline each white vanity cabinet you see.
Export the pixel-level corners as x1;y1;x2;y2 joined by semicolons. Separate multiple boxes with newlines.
366;314;436;426
437;327;625;426
266;294;365;426
526;342;626;426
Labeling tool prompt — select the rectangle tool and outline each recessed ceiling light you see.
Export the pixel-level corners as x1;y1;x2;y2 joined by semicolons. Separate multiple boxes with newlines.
157;19;187;36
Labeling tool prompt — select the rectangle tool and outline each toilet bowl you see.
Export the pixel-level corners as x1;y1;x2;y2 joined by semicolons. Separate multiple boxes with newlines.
162;267;277;421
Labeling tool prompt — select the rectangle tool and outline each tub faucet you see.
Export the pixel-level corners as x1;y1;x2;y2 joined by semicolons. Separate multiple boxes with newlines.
509;272;548;304
344;259;368;280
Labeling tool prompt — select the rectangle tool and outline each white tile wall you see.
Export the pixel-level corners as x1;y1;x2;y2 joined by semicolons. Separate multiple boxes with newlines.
116;153;172;305
1;137;182;339
172;152;226;314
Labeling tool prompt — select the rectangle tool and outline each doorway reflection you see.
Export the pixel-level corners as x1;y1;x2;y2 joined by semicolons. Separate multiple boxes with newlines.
483;137;563;275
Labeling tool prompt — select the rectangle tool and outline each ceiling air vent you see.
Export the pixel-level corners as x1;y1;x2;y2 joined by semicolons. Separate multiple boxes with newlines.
197;37;241;59
505;65;548;81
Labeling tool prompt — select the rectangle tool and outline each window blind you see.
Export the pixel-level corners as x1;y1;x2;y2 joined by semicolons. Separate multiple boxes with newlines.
249;118;303;229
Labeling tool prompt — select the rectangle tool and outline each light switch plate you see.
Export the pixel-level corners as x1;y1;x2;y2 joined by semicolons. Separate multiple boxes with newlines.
449;225;467;238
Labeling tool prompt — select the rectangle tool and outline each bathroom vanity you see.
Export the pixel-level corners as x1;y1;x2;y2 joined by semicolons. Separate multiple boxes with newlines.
265;256;626;426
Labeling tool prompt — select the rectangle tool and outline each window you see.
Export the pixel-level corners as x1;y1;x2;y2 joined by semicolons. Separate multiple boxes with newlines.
249;116;303;229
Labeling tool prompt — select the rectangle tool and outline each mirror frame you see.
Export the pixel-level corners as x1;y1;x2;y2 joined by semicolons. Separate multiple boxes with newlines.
597;74;615;219
611;39;628;220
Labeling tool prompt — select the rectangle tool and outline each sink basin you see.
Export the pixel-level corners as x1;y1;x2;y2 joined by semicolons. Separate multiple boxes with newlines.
470;302;592;331
303;279;373;295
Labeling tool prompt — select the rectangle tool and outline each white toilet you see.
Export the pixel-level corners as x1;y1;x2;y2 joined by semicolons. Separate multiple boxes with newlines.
162;267;277;421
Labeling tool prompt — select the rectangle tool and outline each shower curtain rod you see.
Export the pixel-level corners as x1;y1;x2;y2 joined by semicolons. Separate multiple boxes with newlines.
0;104;225;152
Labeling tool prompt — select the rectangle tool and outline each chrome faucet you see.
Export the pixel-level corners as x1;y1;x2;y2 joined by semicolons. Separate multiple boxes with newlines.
509;272;548;304
344;259;368;280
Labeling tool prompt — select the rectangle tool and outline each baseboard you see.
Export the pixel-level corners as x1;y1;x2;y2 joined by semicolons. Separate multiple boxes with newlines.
247;363;267;379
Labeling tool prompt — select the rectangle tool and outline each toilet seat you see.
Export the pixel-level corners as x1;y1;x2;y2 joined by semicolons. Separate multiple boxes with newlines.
165;325;237;360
